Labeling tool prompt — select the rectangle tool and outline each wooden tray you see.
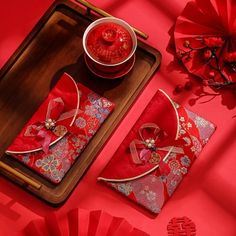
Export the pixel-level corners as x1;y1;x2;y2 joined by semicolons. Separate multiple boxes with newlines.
0;0;161;205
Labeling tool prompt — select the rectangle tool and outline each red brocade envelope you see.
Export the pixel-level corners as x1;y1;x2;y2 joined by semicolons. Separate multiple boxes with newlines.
98;90;216;214
6;73;114;184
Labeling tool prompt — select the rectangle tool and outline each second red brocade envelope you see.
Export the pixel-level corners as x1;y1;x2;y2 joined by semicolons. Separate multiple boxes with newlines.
6;73;114;184
98;89;216;214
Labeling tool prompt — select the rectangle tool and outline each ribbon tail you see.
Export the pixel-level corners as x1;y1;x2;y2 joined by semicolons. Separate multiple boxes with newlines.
139;123;161;141
57;109;78;122
172;146;184;154
129;140;144;165
37;130;52;154
24;124;43;136
46;97;65;120
160;146;184;163
158;146;184;154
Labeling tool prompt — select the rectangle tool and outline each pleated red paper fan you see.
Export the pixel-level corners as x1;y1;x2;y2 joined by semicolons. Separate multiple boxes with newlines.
174;0;236;89
23;209;149;236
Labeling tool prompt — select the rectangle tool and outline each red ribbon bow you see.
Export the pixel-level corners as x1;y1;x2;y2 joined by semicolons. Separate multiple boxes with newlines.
24;97;78;153
129;123;184;165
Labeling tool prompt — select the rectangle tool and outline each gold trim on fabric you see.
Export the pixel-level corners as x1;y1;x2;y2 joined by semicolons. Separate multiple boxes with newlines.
97;89;179;182
6;73;80;155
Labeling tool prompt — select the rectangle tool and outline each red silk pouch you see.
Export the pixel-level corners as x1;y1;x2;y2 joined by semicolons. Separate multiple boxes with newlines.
98;90;215;214
6;73;114;184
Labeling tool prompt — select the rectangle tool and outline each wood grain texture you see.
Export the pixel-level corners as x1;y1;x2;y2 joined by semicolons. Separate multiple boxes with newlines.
0;0;161;205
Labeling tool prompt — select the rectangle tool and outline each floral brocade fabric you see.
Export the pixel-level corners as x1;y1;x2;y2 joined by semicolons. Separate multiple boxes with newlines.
99;90;215;214
8;76;114;184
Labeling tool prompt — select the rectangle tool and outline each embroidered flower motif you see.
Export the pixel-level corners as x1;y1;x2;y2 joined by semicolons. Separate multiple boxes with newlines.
112;183;133;196
22;155;30;164
163;152;177;164
190;135;202;156
139;186;157;202
131;175;165;213
85;99;110;124
166;172;183;196
50;135;69;154
150;205;161;213
169;160;180;171
75;117;86;129
51;169;65;183
179;128;186;135
159;175;167;183
172;169;179;175
190;145;197;153
181;155;191;167
146;190;156;201
87;93;100;104
171;179;177;187
84;105;97;117
194;116;209;128
95;109;110;123
186;110;215;143
35;155;59;172
88;94;106;109
183;137;191;146
180;117;185;122
151;177;157;183
102;99;112;108
180;121;193;130
187;122;192;128
181;167;188;174
172;166;188;175
71;135;87;148
88;129;96;135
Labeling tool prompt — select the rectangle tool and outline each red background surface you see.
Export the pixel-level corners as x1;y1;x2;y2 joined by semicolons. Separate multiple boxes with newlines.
0;0;235;235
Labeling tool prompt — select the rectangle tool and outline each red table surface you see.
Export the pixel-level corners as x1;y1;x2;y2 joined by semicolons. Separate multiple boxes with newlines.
0;0;236;235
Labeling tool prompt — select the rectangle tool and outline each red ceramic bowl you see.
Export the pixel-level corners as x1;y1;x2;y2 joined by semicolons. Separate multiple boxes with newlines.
83;17;137;78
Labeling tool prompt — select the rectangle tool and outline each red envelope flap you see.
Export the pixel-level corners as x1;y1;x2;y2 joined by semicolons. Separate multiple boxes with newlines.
98;90;181;182
6;73;80;154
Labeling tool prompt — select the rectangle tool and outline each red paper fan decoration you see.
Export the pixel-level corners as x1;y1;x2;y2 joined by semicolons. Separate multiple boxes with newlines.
23;209;149;236
174;0;236;89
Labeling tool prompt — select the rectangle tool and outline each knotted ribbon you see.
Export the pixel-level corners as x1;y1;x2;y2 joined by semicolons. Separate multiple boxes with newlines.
129;123;184;165
24;97;79;153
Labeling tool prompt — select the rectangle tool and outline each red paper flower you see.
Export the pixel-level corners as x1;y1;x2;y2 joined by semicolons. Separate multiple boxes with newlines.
204;37;224;48
203;49;212;60
174;0;236;89
225;52;236;63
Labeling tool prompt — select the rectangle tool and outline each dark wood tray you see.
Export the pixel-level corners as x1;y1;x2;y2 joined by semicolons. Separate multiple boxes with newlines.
0;0;161;205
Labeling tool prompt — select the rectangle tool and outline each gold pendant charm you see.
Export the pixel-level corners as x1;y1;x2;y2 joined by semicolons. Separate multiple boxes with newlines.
53;125;67;137
149;152;160;164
